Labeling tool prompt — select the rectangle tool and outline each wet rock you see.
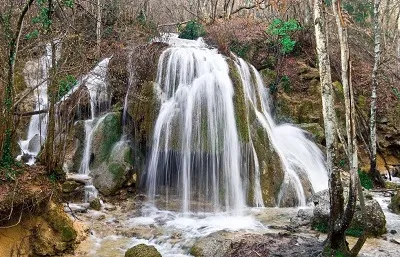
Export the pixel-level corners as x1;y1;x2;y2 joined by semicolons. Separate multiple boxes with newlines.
125;243;161;257
311;189;387;236
89;113;134;196
70;120;86;173
190;231;322;257
28;134;44;153
62;181;81;194
90;112;122;168
298;123;325;144
190;231;236;257
89;198;102;211
290;208;313;228
389;190;400;214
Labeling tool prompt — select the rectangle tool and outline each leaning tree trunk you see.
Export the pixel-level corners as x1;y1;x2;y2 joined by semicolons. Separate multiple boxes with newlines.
370;0;385;187
314;0;348;254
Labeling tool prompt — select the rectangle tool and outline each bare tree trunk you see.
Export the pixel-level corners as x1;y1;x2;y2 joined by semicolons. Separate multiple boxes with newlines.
397;9;400;73
314;0;349;254
96;0;102;59
370;0;385;187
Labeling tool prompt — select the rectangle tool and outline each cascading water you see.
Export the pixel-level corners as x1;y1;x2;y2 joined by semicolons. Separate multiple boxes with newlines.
64;58;110;202
146;36;328;211
18;42;61;164
235;58;328;206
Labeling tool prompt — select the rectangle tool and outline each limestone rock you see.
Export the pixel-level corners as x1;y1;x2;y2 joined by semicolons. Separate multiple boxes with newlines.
311;189;387;236
190;231;236;257
125;244;161;257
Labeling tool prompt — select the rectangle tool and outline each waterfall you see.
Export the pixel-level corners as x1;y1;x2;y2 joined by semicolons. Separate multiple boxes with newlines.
64;58;110;202
146;36;328;211
77;59;110;199
18;42;61;164
146;46;246;212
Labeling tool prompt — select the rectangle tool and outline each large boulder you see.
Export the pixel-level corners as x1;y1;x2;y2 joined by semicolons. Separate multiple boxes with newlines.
91;140;134;196
90;112;122;168
311;189;387;236
125;244;161;257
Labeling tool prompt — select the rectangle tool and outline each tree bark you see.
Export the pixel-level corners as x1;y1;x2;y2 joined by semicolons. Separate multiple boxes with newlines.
370;0;385;187
96;0;102;59
314;0;348;254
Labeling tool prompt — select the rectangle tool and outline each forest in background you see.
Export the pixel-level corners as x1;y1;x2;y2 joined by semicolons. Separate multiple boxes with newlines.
0;0;400;256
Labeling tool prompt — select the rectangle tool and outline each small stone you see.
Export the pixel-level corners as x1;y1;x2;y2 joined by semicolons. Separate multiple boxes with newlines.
390;238;400;245
171;232;182;239
125;243;161;257
89;198;102;211
105;205;117;211
97;215;106;221
390;230;397;234
62;181;81;193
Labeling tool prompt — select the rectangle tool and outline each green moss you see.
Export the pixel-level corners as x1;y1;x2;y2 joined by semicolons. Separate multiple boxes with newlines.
125;244;162;257
385;181;400;190
189;246;203;257
312;221;328;233
129;81;158;147
345;226;363;237
89;198;101;211
91;113;122;168
389;190;400;214
43;202;77;242
358;169;373;190
358;95;366;109
260;68;277;83
228;59;249;142
108;162;126;182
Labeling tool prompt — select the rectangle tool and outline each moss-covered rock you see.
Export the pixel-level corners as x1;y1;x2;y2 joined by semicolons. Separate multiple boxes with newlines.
389;190;400;214
125;244;161;257
250;118;285;206
89;198;102;211
298;123;325;144
90;112;122;169
312;190;387;237
91;140;133;195
62;181;81;193
228;59;249;143
42;202;77;242
127;81;158;148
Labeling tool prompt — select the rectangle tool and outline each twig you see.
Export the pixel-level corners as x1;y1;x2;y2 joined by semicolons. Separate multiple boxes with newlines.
0;211;23;229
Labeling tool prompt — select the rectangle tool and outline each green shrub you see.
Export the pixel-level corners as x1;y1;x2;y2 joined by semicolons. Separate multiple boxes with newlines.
358;169;373;190
57;75;77;101
230;40;250;59
266;18;301;54
178;20;206;40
